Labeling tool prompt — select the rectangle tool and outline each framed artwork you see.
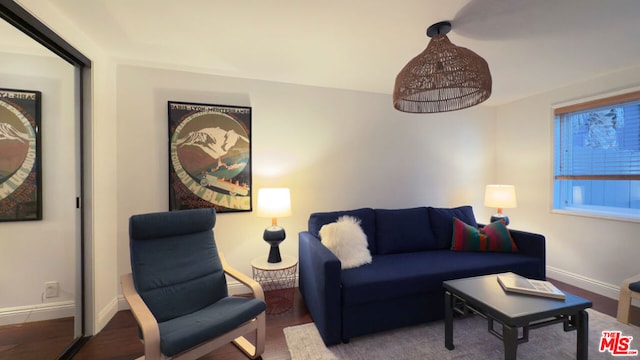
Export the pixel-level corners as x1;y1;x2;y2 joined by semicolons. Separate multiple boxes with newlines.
0;88;42;221
168;101;252;213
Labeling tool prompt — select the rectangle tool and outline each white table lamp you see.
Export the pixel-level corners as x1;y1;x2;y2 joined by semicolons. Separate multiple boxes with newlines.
484;185;517;225
257;188;291;263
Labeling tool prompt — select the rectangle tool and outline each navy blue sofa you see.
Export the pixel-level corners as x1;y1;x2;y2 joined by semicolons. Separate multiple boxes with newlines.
298;206;546;346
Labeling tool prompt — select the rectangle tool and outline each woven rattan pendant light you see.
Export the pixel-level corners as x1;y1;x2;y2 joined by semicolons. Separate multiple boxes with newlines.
393;21;492;113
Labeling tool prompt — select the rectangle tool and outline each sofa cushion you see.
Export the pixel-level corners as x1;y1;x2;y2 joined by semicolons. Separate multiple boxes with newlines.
340;250;542;306
451;218;518;252
480;220;519;252
320;216;372;269
427;206;477;249
451;217;485;251
374;207;438;254
309;208;377;254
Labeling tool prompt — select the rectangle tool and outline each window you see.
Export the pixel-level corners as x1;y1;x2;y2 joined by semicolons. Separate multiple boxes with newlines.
554;90;640;219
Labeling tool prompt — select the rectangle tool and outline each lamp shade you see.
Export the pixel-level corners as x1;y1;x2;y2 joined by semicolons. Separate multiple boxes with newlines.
257;188;292;218
393;21;492;113
484;185;517;209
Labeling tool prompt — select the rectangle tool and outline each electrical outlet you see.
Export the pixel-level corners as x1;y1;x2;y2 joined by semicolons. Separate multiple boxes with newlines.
45;281;59;298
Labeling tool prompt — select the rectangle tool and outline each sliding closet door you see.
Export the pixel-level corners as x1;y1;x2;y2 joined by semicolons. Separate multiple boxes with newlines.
0;1;91;358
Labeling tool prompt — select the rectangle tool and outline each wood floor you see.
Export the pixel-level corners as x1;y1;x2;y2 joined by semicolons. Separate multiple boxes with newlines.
3;279;636;360
73;279;634;360
0;317;74;359
73;290;312;360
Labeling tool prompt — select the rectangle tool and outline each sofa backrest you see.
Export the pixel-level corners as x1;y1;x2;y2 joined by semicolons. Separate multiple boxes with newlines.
308;205;480;256
427;205;478;249
374;207;438;254
308;208;377;254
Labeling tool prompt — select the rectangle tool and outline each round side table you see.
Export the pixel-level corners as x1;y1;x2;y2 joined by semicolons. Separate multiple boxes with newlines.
251;255;298;315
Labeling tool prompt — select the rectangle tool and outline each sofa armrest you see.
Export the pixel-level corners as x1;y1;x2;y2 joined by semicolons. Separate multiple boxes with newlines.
510;229;546;280
298;231;343;345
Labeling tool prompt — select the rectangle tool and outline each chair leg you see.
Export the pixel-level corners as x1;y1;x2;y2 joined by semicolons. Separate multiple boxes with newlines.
232;313;266;359
617;285;632;324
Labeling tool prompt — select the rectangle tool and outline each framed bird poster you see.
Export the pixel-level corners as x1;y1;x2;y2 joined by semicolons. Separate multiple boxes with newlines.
0;88;42;221
168;101;252;213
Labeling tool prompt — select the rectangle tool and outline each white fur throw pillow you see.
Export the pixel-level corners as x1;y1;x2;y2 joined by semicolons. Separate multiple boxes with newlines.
320;216;372;269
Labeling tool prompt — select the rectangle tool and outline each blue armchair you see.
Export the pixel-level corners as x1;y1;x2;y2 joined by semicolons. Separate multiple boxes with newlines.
121;208;266;359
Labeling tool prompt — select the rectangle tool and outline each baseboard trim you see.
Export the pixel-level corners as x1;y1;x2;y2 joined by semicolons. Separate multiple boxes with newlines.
96;297;118;332
0;301;75;326
547;266;620;300
117;294;127;311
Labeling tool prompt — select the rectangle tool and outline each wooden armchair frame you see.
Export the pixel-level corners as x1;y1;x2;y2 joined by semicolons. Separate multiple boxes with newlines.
617;273;640;324
121;253;266;360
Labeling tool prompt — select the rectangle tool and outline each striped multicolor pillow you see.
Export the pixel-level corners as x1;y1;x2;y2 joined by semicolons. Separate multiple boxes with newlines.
451;217;518;252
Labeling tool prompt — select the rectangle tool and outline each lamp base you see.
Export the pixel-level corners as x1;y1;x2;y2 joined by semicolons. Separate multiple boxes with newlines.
490;214;510;226
263;226;286;263
268;245;282;263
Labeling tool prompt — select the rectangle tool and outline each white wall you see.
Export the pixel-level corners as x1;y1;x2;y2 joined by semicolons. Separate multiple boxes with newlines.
495;65;640;298
115;64;497;281
0;52;77;324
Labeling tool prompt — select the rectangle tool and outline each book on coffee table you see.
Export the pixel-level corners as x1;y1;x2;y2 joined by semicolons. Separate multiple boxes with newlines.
497;272;566;300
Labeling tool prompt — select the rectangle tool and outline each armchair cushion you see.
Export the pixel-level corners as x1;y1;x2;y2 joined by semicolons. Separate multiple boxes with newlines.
130;208;228;322
159;296;266;357
129;208;215;239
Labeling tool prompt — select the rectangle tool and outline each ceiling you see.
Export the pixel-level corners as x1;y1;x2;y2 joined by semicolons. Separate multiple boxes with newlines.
18;0;640;105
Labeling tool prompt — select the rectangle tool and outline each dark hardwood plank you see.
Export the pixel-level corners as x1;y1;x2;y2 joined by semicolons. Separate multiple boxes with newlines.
548;278;618;317
0;317;74;360
549;277;640;326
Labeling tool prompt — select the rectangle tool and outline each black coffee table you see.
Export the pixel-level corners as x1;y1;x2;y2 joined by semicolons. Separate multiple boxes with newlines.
443;273;593;360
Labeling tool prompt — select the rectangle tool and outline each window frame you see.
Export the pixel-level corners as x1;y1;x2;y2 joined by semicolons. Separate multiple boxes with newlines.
552;88;640;222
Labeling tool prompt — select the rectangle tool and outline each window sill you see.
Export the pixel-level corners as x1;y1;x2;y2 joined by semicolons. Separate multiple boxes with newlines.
552;207;640;223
